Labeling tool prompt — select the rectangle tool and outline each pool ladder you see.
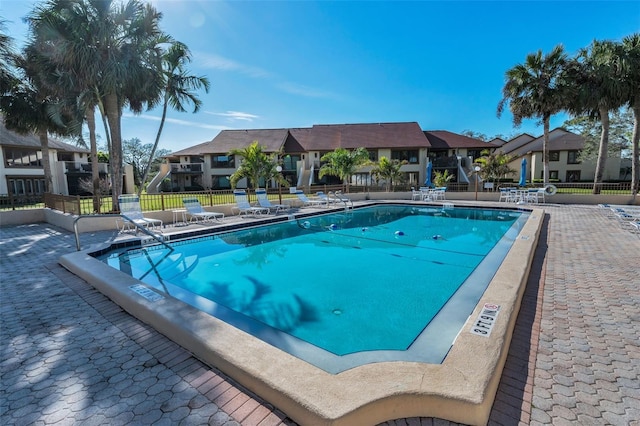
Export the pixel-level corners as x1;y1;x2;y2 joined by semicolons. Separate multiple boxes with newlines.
73;214;173;252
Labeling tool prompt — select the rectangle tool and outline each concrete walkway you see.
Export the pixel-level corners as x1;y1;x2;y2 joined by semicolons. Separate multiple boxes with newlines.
1;204;639;425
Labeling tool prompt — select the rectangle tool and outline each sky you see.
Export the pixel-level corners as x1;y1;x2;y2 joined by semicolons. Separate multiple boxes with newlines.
1;0;638;153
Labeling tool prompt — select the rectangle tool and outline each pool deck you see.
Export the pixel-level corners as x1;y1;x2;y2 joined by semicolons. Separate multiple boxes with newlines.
1;203;639;425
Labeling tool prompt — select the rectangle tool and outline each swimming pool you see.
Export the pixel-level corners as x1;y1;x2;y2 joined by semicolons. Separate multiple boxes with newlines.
99;204;528;373
61;201;543;425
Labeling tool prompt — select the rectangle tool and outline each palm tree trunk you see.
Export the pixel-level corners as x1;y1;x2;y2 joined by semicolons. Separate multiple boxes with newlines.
631;103;640;198
542;116;550;185
592;106;610;195
104;93;123;211
137;96;168;197
86;106;101;213
38;128;53;194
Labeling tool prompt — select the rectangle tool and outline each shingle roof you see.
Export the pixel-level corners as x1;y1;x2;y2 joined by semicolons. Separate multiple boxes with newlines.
424;130;499;149
501;129;584;156
171;128;290;156
302;122;428;151
499;133;536;155
0;116;89;153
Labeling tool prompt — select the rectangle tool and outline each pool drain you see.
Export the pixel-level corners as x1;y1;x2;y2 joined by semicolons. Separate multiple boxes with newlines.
332;309;343;315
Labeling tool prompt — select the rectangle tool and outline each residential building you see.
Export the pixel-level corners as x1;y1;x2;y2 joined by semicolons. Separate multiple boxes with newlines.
156;122;498;192
499;128;623;183
1;117;133;197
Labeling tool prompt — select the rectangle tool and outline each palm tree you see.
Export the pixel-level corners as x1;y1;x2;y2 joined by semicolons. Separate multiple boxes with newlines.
371;156;405;191
0;20;18;95
497;44;568;185
476;149;517;186
566;39;626;194
1;44;76;195
229;141;282;192
318;147;370;192
137;41;210;196
619;33;640;197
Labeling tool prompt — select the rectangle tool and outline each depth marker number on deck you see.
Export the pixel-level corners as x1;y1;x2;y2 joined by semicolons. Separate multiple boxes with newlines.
130;284;164;302
470;303;500;337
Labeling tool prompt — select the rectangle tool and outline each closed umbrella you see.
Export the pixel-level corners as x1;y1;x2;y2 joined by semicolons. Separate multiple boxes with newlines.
519;158;527;187
425;162;433;187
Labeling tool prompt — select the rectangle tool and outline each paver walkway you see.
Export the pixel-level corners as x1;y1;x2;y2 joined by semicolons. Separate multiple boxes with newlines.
1;204;639;425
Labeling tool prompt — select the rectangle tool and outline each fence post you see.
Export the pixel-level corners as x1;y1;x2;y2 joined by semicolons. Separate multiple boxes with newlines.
76;195;81;215
209;190;213;207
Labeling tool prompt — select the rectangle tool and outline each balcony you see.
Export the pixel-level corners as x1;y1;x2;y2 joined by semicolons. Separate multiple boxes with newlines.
170;163;203;173
64;162;108;174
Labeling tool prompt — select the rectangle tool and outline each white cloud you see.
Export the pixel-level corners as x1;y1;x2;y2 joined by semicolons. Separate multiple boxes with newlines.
124;113;232;131
276;82;337;99
196;52;271;79
206;111;260;122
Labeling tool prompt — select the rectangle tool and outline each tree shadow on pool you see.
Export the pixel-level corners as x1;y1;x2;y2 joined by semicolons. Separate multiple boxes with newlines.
204;275;319;332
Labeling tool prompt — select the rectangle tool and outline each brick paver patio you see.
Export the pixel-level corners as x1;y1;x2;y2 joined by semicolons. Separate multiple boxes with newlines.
1;204;639;425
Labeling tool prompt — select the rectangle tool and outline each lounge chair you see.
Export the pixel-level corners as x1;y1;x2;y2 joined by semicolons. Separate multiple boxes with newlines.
294;190;326;207
232;189;269;216
255;189;288;214
118;194;163;232
182;198;224;223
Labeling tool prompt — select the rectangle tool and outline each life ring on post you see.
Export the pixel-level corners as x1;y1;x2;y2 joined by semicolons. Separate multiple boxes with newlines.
544;184;558;196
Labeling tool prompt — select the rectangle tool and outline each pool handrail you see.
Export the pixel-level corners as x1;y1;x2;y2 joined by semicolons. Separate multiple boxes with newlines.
73;214;173;252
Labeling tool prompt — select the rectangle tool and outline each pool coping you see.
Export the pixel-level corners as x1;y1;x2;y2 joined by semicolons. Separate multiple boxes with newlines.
59;203;544;426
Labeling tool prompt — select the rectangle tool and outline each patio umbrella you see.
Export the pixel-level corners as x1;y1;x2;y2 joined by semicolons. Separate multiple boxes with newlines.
519;158;527;187
425;161;433;187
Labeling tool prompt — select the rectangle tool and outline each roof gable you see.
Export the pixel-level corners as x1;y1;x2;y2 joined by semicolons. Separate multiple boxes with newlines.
0;116;89;153
171;128;290;156
501;128;584;156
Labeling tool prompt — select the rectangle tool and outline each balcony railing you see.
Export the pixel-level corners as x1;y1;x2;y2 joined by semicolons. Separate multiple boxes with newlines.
63;162;108;174
170;163;203;173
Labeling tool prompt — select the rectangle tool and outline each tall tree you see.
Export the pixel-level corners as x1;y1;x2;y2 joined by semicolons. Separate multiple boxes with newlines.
123;137;170;189
0;20;18;95
563;107;633;161
566;39;625;193
137;42;210;196
26;0;168;211
318;147;370;192
619;33;640;197
497;44;568;185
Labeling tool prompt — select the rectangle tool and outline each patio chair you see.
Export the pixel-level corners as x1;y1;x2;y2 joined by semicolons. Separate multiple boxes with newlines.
432;187;447;201
294;190;327;207
118;194;163;232
255;189;288;214
232;189;269;216
182;198;225;223
410;187;422;201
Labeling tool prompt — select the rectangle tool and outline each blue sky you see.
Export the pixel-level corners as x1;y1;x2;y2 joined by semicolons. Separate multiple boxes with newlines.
1;0;638;152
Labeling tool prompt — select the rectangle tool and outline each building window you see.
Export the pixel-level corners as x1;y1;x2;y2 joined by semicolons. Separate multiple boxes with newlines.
549;171;559;180
467;149;483;161
391;149;419;164
211;175;231;189
211;154;234;168
368;150;378;162
567;151;580;164
566;170;581;182
4;148;42;167
549;151;560;162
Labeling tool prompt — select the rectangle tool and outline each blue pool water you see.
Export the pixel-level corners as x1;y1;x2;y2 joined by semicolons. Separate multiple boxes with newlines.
101;204;528;372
